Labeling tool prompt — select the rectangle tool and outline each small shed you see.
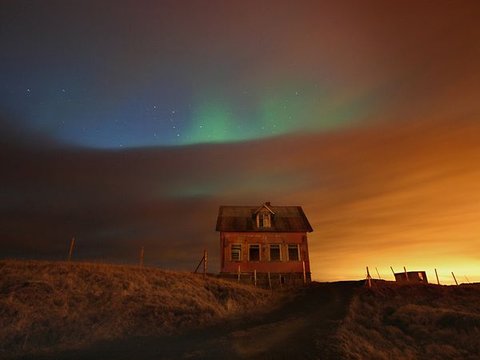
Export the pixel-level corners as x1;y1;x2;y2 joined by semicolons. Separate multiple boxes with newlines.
394;271;428;283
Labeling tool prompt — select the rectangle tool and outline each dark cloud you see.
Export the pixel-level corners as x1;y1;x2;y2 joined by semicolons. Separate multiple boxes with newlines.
1;116;480;283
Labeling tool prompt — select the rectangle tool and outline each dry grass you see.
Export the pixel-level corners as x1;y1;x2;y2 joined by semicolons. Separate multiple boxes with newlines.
6;261;478;360
0;260;274;358
336;282;480;360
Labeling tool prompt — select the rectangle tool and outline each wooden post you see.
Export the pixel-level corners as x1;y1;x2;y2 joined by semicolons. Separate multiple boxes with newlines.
366;266;372;288
390;266;396;279
375;267;381;280
435;268;440;285
237;265;241;283
465;276;470;283
267;271;272;289
404;266;409;281
253;269;257;287
203;249;208;278
451;272;458;285
139;246;144;267
194;252;205;274
279;274;282;288
67;237;75;261
22;333;29;351
302;261;307;285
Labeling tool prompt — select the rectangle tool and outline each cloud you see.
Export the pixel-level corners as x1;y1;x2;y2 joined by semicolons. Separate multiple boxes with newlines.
1;115;480;284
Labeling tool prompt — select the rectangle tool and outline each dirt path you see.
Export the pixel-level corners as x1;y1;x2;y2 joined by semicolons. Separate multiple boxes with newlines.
24;281;360;360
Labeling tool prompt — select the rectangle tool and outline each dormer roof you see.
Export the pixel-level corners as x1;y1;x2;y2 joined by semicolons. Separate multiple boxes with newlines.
254;202;275;215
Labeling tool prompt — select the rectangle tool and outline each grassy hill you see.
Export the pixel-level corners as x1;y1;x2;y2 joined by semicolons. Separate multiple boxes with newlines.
0;260;275;358
337;282;480;360
2;261;480;359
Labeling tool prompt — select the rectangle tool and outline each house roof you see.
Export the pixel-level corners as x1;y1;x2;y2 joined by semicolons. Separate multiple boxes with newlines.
216;203;313;232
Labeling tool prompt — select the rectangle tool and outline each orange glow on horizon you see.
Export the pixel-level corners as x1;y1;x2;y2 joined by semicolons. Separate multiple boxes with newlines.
299;120;480;284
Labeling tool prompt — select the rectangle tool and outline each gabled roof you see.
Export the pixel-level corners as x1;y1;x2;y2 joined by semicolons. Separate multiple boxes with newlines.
216;203;313;232
254;203;275;215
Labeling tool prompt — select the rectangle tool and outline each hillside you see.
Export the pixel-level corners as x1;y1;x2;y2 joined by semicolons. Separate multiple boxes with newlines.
3;261;480;360
337;282;480;360
0;260;275;358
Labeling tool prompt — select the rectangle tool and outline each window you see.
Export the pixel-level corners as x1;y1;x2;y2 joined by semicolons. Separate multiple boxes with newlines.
231;244;242;261
269;244;281;261
288;244;300;261
249;244;260;261
257;212;271;228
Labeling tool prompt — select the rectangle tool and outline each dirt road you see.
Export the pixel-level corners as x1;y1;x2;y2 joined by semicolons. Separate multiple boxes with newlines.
25;281;360;360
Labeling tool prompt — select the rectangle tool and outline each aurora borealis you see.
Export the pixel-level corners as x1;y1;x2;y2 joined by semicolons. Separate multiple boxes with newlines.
1;1;480;283
1;0;438;148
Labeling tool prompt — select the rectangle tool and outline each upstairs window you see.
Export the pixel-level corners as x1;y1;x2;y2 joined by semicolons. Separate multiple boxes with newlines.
269;244;281;261
249;244;260;261
231;244;242;261
257;212;271;228
288;244;300;261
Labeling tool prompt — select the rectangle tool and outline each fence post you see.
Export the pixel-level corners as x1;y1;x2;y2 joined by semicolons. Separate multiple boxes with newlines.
404;266;409;281
366;266;372;288
375;267;381;279
268;271;272;289
390;266;396;279
302;261;307;285
237;265;241;282
451;272;458;285
139;246;144;267
254;269;257;287
67;237;75;262
435;268;440;285
22;333;29;351
203;249;208;278
193;251;205;274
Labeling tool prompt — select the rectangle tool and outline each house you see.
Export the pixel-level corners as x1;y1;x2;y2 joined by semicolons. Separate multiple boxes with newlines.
215;202;313;286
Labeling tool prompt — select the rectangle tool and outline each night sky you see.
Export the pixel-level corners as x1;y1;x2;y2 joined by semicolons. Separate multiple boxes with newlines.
1;0;480;283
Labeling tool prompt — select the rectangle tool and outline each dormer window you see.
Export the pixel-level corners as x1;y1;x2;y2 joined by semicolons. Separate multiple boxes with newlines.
257;212;271;228
254;202;275;229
